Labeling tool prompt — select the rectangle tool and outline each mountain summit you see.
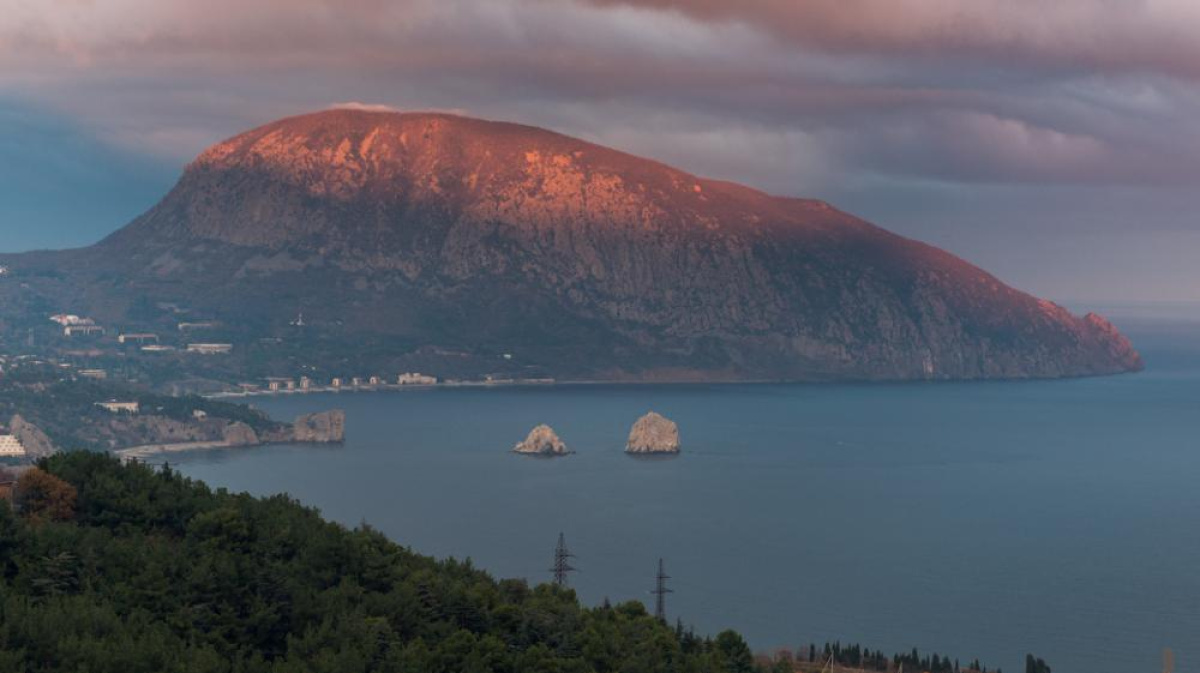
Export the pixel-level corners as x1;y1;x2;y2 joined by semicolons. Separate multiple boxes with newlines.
21;109;1142;380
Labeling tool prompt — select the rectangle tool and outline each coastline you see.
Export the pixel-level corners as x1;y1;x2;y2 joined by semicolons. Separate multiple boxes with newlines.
114;440;248;461
203;370;1134;401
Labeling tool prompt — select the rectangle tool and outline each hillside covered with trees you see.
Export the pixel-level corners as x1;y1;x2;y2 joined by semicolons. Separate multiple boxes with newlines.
0;452;758;672
0;453;1022;673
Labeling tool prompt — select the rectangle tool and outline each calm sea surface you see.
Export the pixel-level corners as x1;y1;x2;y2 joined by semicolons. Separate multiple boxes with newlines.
173;314;1200;673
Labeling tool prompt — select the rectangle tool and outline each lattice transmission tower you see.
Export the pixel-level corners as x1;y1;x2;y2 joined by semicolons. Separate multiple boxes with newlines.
651;558;673;621
550;533;577;587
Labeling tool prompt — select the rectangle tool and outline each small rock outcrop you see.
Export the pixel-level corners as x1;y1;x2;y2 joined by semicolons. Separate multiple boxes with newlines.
513;424;570;456
10;415;56;459
222;421;261;447
292;410;346;443
625;412;680;454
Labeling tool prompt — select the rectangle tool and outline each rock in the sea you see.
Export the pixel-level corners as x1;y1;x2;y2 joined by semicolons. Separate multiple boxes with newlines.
625;412;680;454
513;424;570;455
292;410;346;443
9;415;55;460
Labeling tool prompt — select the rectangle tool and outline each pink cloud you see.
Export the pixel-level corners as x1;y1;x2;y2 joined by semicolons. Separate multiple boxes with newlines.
2;0;1199;190
582;0;1200;79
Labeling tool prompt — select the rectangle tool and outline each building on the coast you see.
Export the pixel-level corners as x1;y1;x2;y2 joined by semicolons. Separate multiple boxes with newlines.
0;434;26;458
192;409;208;419
300;376;312;390
397;372;438;385
96;401;140;414
331;377;343;389
186;343;232;355
351;377;363;387
368;376;382;386
266;377;292;392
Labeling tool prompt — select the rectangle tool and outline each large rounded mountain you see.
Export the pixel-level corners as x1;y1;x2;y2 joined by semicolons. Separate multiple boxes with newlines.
54;109;1144;380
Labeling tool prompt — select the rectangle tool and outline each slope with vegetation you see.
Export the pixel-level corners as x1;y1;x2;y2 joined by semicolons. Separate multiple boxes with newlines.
0;452;757;672
0;364;333;455
0;453;1039;673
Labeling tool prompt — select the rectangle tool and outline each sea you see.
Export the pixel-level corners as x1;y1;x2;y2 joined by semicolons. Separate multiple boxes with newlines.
172;306;1200;673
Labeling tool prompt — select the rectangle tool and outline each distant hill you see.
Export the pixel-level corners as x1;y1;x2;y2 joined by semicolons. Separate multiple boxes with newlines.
0;109;1141;381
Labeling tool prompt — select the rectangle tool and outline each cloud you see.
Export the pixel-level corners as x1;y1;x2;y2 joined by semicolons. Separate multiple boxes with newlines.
2;0;1196;187
582;0;1200;80
1;0;1198;300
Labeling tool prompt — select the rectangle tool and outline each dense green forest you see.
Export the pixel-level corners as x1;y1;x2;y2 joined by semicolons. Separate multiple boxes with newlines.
0;452;757;672
0;452;1024;672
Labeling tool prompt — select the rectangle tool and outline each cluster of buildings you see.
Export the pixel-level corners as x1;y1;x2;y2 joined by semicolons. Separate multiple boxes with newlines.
46;311;232;356
255;372;439;394
51;314;107;337
0;433;26;458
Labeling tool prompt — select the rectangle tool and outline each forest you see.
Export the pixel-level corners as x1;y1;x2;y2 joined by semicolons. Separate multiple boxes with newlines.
0;452;1028;673
0;452;758;672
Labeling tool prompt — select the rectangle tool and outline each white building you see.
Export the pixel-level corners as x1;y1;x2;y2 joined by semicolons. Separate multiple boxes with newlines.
50;314;94;327
178;321;218;331
64;325;106;337
186;343;233;355
140;344;177;353
96;401;140;414
0;435;26;458
397;372;438;385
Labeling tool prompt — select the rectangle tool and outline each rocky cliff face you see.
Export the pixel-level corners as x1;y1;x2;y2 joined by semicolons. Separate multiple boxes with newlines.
513;424;570;455
626;412;681;454
222;421;261;447
24;109;1140;381
10;415;55;460
291;411;345;443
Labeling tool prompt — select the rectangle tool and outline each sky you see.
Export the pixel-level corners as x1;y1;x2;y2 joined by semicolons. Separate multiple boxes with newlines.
1;0;1198;303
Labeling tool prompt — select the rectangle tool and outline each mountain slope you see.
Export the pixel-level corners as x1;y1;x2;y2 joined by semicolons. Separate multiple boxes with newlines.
7;109;1141;381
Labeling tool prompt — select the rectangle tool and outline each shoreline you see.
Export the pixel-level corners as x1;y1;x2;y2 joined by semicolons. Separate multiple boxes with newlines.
204;370;1132;400
114;439;315;461
114;440;246;461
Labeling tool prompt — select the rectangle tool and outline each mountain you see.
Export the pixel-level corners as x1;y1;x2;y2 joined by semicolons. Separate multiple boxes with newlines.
1;109;1141;381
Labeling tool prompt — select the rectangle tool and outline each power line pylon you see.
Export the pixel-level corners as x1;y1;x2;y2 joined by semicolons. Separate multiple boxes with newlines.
550;533;577;587
651;558;673;621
